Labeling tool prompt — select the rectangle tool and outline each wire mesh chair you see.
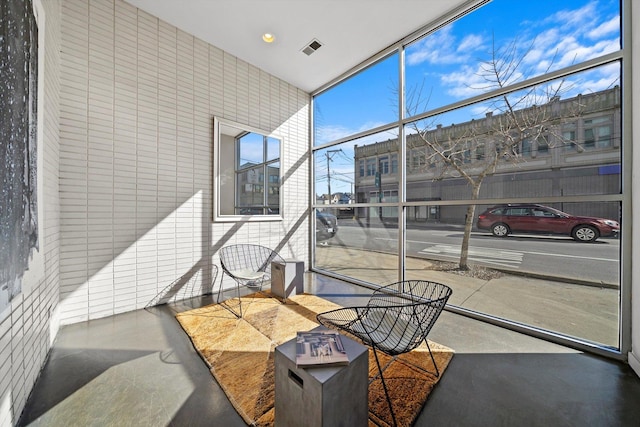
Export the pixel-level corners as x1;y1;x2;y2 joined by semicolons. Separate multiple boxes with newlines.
316;280;452;426
217;244;284;317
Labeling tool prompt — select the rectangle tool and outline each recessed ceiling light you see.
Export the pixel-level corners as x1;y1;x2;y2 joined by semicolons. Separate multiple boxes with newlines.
262;33;275;43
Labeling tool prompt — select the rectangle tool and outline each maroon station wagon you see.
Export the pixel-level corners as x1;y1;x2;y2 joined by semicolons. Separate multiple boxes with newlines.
476;204;619;242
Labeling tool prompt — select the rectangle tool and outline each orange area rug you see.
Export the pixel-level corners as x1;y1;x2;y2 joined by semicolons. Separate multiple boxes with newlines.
176;293;454;427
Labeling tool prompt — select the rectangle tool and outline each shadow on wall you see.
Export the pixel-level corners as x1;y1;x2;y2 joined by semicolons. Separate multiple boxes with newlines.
210;209;308;297
145;264;219;308
59;117;310;319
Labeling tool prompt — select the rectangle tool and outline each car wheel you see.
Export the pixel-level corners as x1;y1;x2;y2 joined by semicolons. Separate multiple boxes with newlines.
572;225;599;242
491;223;510;237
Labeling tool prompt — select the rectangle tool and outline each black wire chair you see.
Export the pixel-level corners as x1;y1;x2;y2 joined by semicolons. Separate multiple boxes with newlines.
217;244;284;317
316;280;452;427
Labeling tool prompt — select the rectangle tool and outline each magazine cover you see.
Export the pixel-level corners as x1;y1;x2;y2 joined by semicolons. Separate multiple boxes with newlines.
296;330;349;368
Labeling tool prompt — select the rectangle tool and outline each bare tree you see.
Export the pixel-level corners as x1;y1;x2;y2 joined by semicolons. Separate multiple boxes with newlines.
405;38;581;269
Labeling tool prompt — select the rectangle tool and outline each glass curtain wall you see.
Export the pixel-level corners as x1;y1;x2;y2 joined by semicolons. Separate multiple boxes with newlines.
312;0;624;353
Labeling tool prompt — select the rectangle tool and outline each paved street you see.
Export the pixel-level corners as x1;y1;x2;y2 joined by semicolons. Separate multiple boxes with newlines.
314;239;620;348
326;219;619;285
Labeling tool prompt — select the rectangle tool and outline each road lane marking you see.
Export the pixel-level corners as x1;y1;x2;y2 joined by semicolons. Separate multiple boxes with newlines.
418;244;523;268
407;240;620;262
373;237;618;263
515;250;616;263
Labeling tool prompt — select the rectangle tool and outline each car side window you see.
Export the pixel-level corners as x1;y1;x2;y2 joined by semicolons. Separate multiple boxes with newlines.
535;208;557;217
506;208;530;216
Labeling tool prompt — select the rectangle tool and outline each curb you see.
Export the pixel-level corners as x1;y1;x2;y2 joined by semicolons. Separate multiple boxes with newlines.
485;267;619;290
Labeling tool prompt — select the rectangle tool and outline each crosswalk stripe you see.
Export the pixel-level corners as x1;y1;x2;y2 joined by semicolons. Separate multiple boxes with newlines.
418;244;524;267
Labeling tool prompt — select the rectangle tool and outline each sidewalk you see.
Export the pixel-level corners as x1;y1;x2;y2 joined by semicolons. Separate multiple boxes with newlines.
314;245;619;347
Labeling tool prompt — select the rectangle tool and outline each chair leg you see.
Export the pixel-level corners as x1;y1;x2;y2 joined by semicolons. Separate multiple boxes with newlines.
369;342;440;427
391;340;441;379
217;274;274;318
216;274;243;318
425;339;440;378
216;274;225;304
235;279;243;318
371;346;398;427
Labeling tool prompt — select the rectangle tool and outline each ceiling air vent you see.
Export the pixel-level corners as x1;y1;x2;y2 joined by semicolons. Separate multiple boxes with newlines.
301;39;322;56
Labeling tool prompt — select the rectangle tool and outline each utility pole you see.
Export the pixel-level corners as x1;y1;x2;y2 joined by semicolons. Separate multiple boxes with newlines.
376;157;383;220
325;149;342;204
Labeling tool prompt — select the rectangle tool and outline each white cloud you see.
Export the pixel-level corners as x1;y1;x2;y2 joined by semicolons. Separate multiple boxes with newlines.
406;26;482;66
523;48;543;65
442;70;489;98
441;58;527;99
524;18;618;75
314;122;396;147
588;16;620;40
531;27;562;50
560;63;620;97
448;2;620;98
348;0;619;130
579;76;620;92
457;34;485;53
407;1;618;106
469;104;491;117
544;1;598;29
315;125;354;145
554;38;620;69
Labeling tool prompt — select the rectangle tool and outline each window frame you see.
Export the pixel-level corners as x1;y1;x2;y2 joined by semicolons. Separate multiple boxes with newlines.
310;0;627;361
212;117;283;222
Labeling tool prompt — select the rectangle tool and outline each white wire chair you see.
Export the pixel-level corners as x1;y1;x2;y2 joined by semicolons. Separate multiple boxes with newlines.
217;244;284;317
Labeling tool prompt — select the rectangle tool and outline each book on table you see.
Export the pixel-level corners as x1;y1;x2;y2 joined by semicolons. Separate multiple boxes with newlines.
295;330;349;368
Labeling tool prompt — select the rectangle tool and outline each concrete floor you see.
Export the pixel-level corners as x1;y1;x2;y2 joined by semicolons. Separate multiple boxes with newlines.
18;273;640;426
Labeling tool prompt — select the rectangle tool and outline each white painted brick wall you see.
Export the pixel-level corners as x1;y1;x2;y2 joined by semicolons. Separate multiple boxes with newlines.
57;0;310;323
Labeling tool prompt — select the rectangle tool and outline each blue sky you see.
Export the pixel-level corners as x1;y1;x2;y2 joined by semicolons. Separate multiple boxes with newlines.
314;0;621;195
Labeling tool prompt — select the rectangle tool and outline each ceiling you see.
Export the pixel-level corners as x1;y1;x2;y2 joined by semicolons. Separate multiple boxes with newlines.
124;0;472;93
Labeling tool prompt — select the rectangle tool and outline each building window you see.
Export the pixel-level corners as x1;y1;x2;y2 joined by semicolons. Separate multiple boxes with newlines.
379;156;389;174
213;117;282;221
535;135;549;156
563;125;577;151
359;160;365;177
463;148;471;163
410;150;426;171
521;139;532;157
476;143;485;161
583;116;612;149
366;158;376;176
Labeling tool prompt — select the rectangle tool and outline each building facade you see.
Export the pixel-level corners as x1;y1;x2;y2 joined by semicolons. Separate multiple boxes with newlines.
354;87;621;224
